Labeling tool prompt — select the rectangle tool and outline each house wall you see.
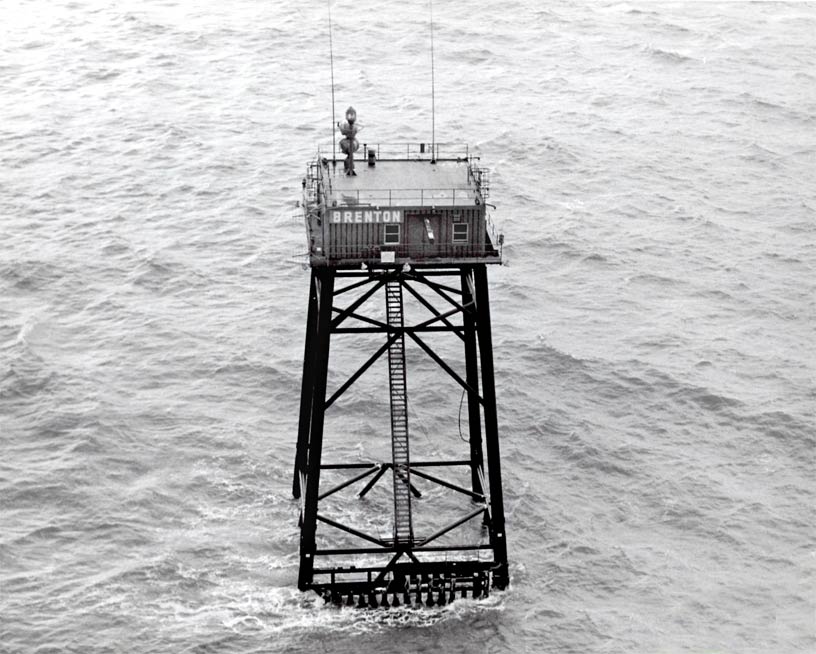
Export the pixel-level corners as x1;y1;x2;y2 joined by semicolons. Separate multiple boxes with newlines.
325;205;486;260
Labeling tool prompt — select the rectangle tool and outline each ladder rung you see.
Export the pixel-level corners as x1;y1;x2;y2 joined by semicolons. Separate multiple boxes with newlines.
387;280;413;545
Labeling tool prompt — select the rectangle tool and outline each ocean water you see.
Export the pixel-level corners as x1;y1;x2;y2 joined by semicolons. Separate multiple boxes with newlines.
1;1;814;652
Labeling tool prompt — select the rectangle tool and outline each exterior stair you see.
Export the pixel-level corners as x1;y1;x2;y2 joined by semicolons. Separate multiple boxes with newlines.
385;280;413;546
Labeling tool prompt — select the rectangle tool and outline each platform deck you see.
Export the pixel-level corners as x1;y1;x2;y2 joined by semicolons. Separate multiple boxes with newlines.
326;160;478;208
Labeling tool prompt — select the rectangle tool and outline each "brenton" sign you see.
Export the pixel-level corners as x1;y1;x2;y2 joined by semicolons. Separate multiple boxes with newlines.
330;209;403;224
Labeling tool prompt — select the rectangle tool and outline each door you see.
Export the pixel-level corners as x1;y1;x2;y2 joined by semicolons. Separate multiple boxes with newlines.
406;211;441;259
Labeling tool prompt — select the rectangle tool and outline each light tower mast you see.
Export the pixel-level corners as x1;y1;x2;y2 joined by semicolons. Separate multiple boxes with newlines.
293;125;508;607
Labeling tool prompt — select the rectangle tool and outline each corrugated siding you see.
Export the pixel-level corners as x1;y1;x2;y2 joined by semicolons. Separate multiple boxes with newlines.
327;205;486;260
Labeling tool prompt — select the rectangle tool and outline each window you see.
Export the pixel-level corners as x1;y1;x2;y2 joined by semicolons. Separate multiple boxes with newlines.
452;223;469;243
384;224;401;245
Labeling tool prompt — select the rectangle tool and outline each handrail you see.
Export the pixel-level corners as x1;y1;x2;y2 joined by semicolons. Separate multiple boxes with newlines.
485;212;503;256
321;243;501;262
310;147;489;207
317;142;477;162
328;186;478;207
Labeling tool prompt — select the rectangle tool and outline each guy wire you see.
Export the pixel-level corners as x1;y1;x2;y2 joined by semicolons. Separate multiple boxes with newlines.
429;0;436;163
328;0;337;163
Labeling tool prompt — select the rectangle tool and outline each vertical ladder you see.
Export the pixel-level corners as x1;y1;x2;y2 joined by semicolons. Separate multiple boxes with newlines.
385;280;413;545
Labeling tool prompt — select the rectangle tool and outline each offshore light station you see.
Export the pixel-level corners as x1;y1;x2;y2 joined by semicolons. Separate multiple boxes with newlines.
292;109;508;607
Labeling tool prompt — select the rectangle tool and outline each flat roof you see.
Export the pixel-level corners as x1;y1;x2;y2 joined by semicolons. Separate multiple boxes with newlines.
325;159;479;208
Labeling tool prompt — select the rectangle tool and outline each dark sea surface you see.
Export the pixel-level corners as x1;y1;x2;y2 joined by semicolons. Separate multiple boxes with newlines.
1;1;814;652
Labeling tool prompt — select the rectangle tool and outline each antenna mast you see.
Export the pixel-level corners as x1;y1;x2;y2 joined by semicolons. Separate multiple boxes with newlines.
429;0;436;163
328;0;337;164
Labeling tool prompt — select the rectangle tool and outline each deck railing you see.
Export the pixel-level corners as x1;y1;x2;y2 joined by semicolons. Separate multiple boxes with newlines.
329;186;480;207
319;240;501;264
317;142;476;163
486;213;503;256
311;145;489;207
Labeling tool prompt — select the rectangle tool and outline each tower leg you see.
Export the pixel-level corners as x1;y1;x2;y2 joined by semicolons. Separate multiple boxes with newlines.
298;269;335;591
293;270;320;499
473;265;509;589
461;267;484;497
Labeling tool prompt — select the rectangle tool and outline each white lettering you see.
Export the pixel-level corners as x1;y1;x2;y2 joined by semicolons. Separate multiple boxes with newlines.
330;208;404;224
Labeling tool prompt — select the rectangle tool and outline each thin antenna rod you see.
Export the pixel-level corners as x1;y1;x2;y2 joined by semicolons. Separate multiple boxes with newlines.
328;0;337;164
429;0;436;163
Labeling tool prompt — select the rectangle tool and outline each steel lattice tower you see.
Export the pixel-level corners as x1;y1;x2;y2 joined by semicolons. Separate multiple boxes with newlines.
292;142;508;607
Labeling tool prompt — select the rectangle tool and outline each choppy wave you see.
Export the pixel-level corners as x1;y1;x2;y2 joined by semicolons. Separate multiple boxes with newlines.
2;1;815;653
